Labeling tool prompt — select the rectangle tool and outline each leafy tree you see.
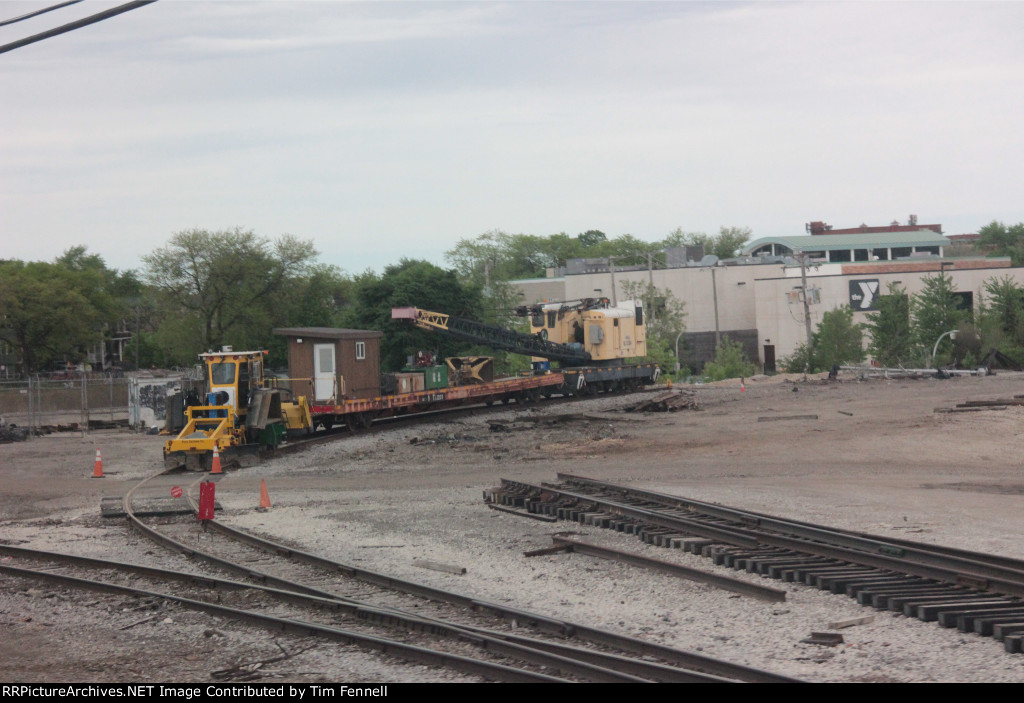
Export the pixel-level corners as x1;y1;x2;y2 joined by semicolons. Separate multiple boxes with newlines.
660;226;751;260
711;226;752;259
865;283;912;367
779;343;815;374
911;272;969;365
780;307;864;373
619;280;686;371
978;220;1024;265
142;228;317;362
577;230;607;247
0;261;101;373
346;259;484;371
980;276;1024;347
812;306;864;369
703;337;756;381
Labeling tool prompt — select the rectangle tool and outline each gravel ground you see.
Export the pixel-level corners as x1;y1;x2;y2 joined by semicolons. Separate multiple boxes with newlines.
2;371;1024;683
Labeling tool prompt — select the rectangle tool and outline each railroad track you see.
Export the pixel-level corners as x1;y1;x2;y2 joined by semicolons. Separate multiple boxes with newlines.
232;386;661;468
487;473;1024;654
7;467;794;683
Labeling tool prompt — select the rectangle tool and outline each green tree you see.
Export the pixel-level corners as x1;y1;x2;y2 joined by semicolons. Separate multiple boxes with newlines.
577;230;607;248
980;276;1024;347
660;226;751;260
703;337;756;381
865;283;912;367
812;306;864;369
347;259;484;371
978;220;1024;265
619;280;686;371
142;228;317;362
911;272;969;365
0;260;101;373
711;226;752;259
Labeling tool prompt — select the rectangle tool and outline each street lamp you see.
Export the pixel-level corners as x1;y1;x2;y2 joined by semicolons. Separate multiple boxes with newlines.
932;329;958;368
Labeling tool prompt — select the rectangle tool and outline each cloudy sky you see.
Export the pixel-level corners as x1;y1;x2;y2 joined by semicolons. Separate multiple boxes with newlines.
2;0;1022;275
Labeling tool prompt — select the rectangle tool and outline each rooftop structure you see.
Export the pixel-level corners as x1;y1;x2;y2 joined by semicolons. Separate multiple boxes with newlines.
742;230;951;263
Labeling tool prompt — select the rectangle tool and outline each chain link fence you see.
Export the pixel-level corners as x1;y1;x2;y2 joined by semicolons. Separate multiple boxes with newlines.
0;369;203;438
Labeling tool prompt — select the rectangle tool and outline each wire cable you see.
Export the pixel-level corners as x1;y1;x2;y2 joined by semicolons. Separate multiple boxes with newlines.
0;0;157;55
0;0;83;28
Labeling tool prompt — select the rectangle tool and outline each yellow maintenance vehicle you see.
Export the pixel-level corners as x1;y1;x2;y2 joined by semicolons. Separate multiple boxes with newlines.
163;348;311;471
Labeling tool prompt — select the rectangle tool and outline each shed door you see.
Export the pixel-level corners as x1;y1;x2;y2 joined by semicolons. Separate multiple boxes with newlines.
314;343;336;402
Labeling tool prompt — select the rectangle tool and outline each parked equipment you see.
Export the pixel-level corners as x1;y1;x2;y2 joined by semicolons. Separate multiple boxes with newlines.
392;300;659;394
162;349;310;471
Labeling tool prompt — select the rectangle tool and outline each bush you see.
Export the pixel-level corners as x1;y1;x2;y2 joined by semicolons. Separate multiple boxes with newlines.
703;338;756;381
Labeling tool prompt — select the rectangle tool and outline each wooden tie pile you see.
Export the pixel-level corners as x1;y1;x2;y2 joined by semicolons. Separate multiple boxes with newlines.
624;390;700;413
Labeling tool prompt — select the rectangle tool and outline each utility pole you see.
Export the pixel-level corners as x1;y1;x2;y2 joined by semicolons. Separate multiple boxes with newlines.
710;266;720;346
609;257;617;306
798;251;813;373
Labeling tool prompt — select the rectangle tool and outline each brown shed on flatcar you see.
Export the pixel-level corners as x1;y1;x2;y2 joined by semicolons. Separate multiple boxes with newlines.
273;327;382;402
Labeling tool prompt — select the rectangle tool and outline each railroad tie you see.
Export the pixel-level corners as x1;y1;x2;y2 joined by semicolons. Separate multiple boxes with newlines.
846;577;933;599
913;599;1020;622
993;623;1024;641
954;605;1024;634
868;587;973;609
766;559;836;579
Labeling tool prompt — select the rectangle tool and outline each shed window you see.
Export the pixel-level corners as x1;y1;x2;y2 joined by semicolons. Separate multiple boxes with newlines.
356;341;366;360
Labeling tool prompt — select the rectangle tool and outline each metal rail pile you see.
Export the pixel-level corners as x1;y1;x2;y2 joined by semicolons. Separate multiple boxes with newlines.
486;473;1024;654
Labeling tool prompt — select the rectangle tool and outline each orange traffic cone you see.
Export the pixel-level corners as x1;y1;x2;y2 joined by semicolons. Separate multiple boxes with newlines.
259;479;272;509
740;379;746;392
92;448;104;478
210;445;222;475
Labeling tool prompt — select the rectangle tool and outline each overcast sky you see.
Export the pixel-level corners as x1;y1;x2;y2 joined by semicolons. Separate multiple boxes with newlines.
2;0;1022;276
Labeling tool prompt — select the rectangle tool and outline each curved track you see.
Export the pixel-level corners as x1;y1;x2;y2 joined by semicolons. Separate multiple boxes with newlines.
7;467;799;682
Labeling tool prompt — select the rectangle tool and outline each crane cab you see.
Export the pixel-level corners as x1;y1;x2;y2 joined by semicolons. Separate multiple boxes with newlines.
528;299;646;363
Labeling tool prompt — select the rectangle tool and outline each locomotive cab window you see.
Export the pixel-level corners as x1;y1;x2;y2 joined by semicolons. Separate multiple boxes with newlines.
356;341;366;360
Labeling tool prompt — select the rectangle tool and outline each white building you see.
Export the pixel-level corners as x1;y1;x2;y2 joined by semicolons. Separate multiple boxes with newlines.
512;231;1020;372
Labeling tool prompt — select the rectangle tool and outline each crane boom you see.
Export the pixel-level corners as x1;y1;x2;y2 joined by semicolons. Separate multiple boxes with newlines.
391;307;592;365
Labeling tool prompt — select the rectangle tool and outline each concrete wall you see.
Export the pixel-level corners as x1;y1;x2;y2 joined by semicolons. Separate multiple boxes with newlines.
754;263;1024;364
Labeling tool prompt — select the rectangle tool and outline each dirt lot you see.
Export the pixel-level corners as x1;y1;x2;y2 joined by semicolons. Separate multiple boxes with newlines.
2;371;1024;683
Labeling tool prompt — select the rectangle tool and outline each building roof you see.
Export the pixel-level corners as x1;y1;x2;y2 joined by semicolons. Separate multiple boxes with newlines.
742;230;951;255
273;327;383;339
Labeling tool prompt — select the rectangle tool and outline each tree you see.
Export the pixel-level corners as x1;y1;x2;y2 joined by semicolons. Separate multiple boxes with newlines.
703;337;756;381
865;283;912;367
142;228;317;361
577;230;607;248
911;272;969;365
619;280;686;371
712;226;752;259
660;226;751;260
0;261;101;373
980;276;1024;347
812;306;865;369
977;220;1024;265
346;259;484;371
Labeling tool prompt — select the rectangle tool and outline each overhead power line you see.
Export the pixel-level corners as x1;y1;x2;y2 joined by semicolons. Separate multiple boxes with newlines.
0;0;84;28
0;0;157;55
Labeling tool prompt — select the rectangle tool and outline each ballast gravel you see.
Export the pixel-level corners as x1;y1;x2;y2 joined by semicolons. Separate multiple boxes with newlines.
2;372;1024;682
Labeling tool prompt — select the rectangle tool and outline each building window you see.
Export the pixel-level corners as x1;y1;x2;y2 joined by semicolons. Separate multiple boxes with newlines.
953;291;973;313
356;342;366;360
